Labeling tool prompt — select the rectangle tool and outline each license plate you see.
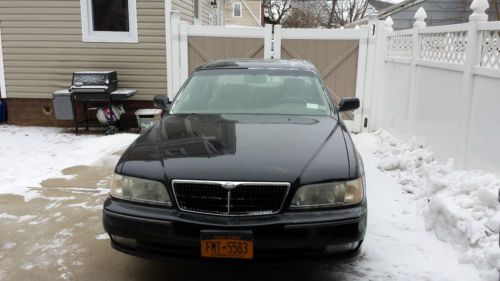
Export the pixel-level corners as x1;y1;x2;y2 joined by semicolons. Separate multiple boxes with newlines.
200;231;254;259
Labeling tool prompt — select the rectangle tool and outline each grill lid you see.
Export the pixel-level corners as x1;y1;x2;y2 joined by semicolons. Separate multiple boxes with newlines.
172;180;290;216
70;71;118;93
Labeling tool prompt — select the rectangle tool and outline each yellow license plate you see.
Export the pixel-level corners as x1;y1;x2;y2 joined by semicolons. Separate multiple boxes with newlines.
200;231;254;259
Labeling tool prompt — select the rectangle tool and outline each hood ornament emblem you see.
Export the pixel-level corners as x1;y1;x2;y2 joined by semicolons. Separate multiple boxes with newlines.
222;182;237;190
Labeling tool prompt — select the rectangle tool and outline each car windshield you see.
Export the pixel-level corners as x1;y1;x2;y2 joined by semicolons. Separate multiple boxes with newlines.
171;69;332;116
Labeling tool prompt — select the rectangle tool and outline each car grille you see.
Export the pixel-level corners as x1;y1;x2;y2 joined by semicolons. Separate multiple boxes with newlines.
172;180;290;216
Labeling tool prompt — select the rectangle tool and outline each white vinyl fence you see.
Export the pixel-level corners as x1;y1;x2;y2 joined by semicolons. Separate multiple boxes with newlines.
374;0;500;174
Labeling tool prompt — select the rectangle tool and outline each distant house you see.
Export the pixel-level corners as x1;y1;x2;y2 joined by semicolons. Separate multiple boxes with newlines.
225;0;263;27
0;0;226;126
349;0;500;30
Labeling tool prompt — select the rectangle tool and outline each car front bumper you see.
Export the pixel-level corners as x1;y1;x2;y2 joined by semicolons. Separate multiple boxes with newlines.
102;198;367;263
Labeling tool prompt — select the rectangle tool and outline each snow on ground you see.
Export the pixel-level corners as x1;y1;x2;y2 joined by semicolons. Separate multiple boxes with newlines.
0;125;138;200
353;130;500;281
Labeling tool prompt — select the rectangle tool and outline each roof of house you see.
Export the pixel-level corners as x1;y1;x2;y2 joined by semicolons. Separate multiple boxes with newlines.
370;0;396;12
375;0;423;18
346;0;423;27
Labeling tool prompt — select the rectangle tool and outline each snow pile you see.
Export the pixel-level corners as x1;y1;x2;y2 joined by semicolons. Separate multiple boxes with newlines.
370;130;500;281
0;125;138;200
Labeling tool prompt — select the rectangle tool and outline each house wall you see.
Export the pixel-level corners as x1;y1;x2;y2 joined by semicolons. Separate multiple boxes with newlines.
225;0;262;27
382;0;500;30
0;0;168;101
172;0;225;25
0;0;167;126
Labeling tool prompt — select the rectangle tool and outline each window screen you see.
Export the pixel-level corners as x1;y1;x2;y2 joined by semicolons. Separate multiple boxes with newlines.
92;0;130;32
233;3;241;17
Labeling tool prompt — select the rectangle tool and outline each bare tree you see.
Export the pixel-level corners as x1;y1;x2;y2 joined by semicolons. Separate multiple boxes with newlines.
282;1;324;28
328;0;371;27
324;0;339;28
263;0;297;25
264;0;370;28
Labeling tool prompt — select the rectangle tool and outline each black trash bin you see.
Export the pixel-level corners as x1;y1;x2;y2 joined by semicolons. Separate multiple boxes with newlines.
0;99;6;123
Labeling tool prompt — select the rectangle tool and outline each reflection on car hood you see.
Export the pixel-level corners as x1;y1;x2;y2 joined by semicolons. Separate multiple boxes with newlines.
150;114;350;184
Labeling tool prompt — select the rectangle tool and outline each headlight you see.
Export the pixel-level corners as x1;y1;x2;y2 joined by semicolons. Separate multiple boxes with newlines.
290;177;364;209
110;174;172;206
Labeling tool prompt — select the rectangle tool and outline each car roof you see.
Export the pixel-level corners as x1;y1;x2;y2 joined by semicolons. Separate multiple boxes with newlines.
196;59;317;72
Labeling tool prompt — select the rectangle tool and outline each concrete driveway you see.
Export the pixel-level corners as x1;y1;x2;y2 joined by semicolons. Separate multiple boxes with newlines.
0;150;364;281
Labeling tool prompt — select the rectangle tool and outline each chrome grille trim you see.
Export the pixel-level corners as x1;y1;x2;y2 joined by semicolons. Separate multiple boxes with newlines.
171;179;291;216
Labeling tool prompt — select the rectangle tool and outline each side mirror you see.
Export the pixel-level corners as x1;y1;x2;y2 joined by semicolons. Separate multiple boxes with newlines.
338;97;360;112
154;95;171;110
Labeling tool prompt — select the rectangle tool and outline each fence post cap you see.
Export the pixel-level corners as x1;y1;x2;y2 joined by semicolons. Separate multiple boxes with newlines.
384;16;394;32
413;7;427;28
469;0;489;22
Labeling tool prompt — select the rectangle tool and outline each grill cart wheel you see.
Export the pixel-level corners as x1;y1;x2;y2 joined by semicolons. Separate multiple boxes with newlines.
105;126;118;135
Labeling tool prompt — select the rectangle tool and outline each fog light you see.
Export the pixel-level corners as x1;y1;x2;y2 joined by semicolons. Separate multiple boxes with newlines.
326;242;357;254
111;235;136;248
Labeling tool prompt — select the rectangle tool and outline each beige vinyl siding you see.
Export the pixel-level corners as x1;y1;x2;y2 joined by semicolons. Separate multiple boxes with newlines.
201;0;211;25
225;0;261;27
0;0;167;100
172;0;194;23
172;0;220;25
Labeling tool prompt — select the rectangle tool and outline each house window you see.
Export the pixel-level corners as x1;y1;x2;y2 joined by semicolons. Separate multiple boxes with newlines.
80;0;138;43
194;0;202;24
233;2;242;17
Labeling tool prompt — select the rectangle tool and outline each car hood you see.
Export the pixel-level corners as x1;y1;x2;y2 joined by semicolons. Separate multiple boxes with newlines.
117;114;352;184
128;113;349;184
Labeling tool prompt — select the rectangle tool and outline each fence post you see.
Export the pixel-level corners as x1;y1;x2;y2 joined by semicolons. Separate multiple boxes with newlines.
169;11;181;98
371;19;390;131
165;1;172;99
179;22;189;87
265;24;279;59
352;24;370;133
460;0;488;168
372;17;393;129
406;8;426;136
361;15;380;132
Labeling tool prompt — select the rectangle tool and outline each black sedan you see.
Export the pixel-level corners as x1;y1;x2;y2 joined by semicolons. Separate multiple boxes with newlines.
103;59;366;262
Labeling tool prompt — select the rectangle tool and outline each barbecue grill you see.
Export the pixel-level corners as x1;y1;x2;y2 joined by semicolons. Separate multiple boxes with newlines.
65;71;136;134
71;71;117;94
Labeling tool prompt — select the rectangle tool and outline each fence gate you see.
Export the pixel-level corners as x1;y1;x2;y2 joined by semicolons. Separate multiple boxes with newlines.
169;12;374;132
273;26;372;132
186;36;266;74
169;11;272;97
